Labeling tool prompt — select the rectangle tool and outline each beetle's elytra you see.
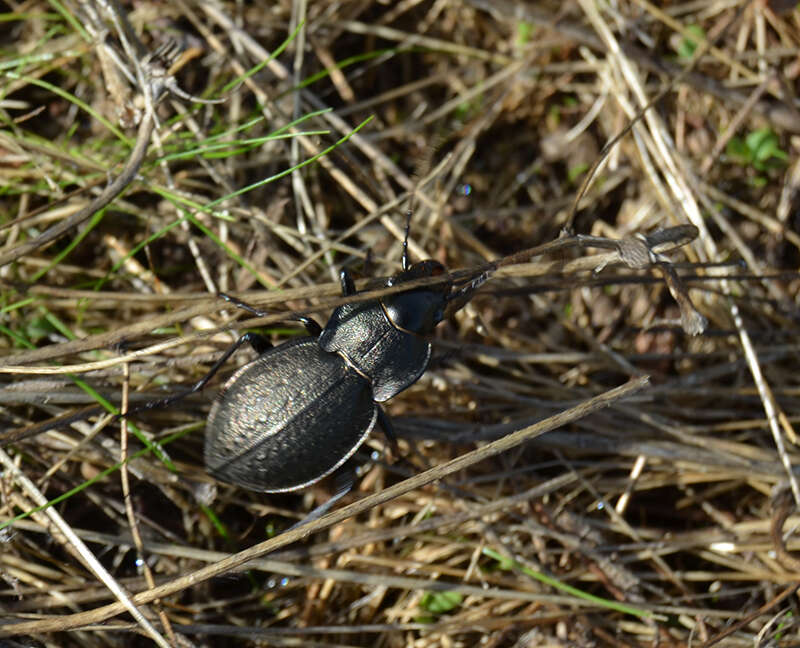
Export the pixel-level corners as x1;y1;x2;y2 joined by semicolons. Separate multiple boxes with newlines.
205;337;376;492
204;257;456;493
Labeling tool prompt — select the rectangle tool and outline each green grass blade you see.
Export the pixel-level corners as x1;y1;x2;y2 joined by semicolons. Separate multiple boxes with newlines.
482;547;653;619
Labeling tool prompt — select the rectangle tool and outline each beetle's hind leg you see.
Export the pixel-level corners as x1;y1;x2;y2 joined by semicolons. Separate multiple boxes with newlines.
287;466;356;531
376;407;432;480
127;332;267;414
287;409;399;531
285;412;411;532
218;292;322;337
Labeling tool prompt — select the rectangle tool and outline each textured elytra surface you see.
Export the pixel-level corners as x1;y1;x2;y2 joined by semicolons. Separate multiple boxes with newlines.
205;337;377;492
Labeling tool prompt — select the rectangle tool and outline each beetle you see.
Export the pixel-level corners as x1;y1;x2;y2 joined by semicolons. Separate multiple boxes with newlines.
200;221;705;502
198;234;486;509
0;216;700;522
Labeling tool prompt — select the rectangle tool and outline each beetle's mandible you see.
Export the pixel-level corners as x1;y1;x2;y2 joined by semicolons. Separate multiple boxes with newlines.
204;251;465;494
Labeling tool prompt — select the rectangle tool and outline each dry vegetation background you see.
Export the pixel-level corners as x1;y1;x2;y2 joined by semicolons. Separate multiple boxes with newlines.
1;0;800;646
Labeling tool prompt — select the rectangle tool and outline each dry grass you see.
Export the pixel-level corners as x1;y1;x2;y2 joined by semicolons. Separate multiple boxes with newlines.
1;0;800;646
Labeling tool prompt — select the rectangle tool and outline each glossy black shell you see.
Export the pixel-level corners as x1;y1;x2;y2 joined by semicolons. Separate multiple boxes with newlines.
204;261;451;492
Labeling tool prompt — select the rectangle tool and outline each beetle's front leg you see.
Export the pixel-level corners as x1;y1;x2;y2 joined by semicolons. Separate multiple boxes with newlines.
129;331;265;414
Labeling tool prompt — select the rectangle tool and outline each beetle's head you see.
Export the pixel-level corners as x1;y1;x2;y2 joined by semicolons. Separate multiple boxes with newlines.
383;260;451;334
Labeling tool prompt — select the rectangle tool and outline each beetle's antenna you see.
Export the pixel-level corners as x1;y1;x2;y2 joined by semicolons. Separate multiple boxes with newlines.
403;134;443;271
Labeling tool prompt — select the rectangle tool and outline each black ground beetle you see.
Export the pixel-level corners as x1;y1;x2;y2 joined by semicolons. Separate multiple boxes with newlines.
195;221;702;514
0;221;699;524
171;231;487;517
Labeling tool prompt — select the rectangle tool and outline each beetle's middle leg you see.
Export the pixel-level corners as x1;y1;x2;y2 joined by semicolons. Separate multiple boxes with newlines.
217;292;322;337
130;332;268;414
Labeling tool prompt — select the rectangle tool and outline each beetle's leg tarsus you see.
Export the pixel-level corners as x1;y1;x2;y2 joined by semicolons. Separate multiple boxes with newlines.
363;249;374;277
